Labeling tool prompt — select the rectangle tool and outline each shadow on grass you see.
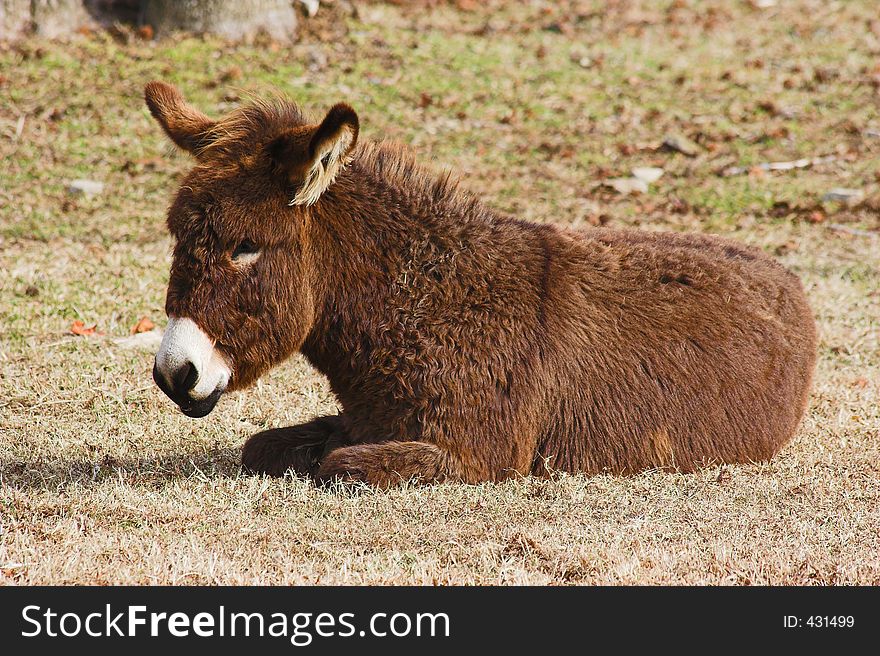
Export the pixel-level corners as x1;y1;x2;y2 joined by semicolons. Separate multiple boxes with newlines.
0;446;245;492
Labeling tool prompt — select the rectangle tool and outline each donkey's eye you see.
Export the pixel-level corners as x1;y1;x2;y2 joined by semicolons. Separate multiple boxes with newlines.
231;239;259;262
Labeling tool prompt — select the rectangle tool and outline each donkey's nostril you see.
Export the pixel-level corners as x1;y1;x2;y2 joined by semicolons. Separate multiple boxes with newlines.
174;361;199;393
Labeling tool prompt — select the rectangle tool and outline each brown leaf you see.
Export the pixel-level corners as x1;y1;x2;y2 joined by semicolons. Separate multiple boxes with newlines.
498;109;516;125
131;316;156;335
585;213;611;227
774;240;798;256
70;320;99;336
134;318;156;335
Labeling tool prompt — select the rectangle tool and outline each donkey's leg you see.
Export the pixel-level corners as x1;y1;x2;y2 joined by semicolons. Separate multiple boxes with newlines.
242;415;346;478
315;441;463;488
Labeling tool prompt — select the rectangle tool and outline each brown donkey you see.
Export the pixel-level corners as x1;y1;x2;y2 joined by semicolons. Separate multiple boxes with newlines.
146;82;817;486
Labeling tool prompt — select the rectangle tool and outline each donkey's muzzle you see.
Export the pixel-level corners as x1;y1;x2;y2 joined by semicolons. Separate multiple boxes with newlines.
152;361;223;418
152;317;231;418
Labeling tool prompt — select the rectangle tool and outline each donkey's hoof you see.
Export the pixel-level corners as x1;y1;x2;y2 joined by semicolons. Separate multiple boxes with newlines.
315;451;369;486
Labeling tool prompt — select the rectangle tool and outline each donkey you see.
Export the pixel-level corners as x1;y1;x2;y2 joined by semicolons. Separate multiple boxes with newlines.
146;81;817;487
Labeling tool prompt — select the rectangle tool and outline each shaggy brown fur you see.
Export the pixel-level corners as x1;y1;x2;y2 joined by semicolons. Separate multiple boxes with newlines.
145;82;818;487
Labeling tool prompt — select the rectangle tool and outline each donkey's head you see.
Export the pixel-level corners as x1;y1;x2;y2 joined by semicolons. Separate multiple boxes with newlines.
145;82;358;417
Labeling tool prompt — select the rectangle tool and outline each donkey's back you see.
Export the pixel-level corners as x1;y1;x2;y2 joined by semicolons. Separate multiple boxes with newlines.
533;225;816;474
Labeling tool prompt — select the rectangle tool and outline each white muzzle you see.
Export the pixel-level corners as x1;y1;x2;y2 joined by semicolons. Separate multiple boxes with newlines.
153;317;231;417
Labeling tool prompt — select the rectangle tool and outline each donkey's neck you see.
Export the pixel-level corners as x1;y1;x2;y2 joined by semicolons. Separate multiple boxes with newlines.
299;153;510;399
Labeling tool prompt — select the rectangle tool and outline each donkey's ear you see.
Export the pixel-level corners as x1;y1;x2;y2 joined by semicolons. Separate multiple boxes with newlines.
144;81;217;156
291;104;359;206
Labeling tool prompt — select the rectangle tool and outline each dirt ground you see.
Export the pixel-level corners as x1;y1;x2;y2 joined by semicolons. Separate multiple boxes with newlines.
1;0;879;584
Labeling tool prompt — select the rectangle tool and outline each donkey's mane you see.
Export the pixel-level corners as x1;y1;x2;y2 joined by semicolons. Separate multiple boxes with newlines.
201;97;484;219
351;140;484;220
199;95;307;162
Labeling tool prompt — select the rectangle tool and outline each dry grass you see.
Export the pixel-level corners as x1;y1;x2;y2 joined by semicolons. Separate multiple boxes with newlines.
1;0;879;585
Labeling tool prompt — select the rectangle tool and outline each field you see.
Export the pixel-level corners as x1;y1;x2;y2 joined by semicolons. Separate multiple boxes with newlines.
1;0;879;584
